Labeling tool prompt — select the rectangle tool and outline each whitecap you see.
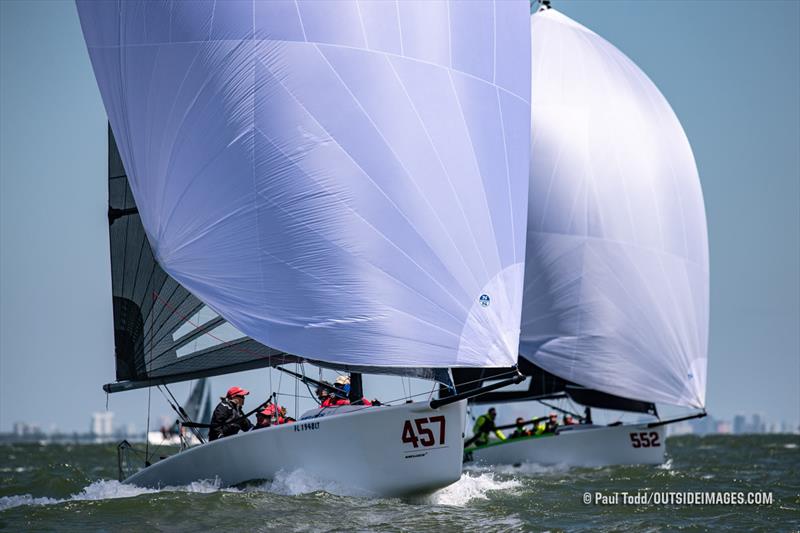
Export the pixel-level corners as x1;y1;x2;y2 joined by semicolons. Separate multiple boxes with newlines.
656;458;673;470
259;468;374;498
784;443;797;449
424;472;520;506
464;461;569;477
0;478;238;512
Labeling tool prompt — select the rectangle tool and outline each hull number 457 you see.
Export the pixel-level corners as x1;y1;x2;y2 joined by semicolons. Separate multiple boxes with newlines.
402;416;446;448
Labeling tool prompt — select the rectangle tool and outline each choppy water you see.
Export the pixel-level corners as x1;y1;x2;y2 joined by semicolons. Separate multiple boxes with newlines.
1;435;798;531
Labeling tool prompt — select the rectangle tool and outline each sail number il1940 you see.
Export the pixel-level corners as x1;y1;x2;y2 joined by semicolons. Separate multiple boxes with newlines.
402;416;446;448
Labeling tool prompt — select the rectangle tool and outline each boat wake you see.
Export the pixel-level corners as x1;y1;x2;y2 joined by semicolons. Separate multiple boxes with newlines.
416;472;521;506
260;468;375;498
464;461;570;477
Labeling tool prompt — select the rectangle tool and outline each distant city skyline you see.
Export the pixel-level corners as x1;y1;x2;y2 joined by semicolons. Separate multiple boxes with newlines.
1;1;799;432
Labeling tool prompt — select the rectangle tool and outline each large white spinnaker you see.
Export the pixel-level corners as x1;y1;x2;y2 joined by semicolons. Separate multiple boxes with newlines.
521;9;709;409
76;1;531;371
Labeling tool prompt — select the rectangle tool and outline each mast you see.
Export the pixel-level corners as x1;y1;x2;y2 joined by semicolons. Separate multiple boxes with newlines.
348;373;364;404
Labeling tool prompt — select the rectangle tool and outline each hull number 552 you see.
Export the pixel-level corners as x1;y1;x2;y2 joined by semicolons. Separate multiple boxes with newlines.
629;431;660;448
402;416;446;448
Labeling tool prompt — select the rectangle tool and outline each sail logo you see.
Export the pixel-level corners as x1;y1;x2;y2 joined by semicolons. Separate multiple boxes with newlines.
479;294;491;307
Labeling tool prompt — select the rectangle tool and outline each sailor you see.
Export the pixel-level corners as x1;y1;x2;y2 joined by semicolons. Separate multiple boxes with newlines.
208;386;253;441
467;407;506;446
254;405;275;429
315;387;329;405
277;405;295;424
510;417;532;439
563;414;578;426
321;376;351;407
536;412;559;435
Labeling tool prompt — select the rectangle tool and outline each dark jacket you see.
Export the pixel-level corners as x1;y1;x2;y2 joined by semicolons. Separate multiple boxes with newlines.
208;398;253;441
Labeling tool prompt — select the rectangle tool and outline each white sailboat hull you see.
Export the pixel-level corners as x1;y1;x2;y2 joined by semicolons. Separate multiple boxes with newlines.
127;400;466;497
465;423;666;468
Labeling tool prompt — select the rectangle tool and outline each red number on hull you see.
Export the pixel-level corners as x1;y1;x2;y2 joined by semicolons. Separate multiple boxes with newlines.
402;417;447;448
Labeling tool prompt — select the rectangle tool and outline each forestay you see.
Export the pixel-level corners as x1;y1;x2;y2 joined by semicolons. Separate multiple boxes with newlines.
520;9;709;408
78;1;531;371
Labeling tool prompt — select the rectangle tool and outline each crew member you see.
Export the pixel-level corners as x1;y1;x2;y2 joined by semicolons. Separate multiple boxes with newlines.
536;412;559;435
208;386;253;441
315;387;329;405
277;405;295;424
510;417;533;438
563;414;577;426
321;376;351;407
466;407;506;447
254;405;275;429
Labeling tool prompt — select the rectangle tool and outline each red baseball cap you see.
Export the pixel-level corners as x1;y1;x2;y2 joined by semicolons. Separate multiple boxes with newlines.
226;386;250;398
258;405;275;417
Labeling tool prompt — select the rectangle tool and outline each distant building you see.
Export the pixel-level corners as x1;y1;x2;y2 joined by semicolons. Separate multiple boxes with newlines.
751;414;765;434
733;415;746;434
91;412;114;437
12;422;42;437
716;421;732;434
666;421;693;437
690;414;716;435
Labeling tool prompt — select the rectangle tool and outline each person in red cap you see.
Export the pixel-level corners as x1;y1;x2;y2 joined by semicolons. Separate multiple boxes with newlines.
254;404;276;429
254;404;295;429
208;386;253;441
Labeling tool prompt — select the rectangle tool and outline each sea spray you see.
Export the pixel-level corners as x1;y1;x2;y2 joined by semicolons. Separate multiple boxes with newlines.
0;478;234;511
263;468;375;498
421;472;521;506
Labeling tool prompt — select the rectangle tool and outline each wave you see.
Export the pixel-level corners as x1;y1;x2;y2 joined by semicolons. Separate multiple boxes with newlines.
656;458;673;470
420;472;520;506
0;478;232;512
464;461;570;476
0;470;520;511
259;468;375;498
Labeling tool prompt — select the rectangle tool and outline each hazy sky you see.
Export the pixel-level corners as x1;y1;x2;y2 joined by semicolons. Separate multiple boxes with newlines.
1;1;798;433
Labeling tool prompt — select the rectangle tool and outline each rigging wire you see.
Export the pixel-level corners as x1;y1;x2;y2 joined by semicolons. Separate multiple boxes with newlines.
144;385;152;466
301;363;321;406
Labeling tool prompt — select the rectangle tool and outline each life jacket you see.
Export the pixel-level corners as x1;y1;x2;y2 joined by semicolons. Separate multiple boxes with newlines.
473;414;490;435
321;397;350;407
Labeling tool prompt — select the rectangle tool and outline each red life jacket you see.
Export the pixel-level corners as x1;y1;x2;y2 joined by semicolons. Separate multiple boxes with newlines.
321;397;350;407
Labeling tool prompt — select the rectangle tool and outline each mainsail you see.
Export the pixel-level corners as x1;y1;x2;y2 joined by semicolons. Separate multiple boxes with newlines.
519;9;709;409
79;0;531;386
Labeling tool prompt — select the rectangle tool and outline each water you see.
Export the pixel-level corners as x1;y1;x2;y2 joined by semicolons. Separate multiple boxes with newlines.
1;435;798;531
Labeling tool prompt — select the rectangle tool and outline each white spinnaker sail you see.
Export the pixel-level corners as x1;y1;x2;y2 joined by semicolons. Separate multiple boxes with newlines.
77;1;530;369
521;9;709;408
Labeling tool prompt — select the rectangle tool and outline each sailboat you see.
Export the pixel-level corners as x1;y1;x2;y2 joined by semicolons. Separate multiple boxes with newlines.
77;0;532;496
457;5;709;468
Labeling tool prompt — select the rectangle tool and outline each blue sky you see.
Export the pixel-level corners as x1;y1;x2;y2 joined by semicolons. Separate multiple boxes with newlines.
1;1;798;433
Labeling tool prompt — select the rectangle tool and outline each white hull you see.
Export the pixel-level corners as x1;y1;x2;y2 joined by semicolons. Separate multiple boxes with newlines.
127;400;466;497
465;423;666;468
